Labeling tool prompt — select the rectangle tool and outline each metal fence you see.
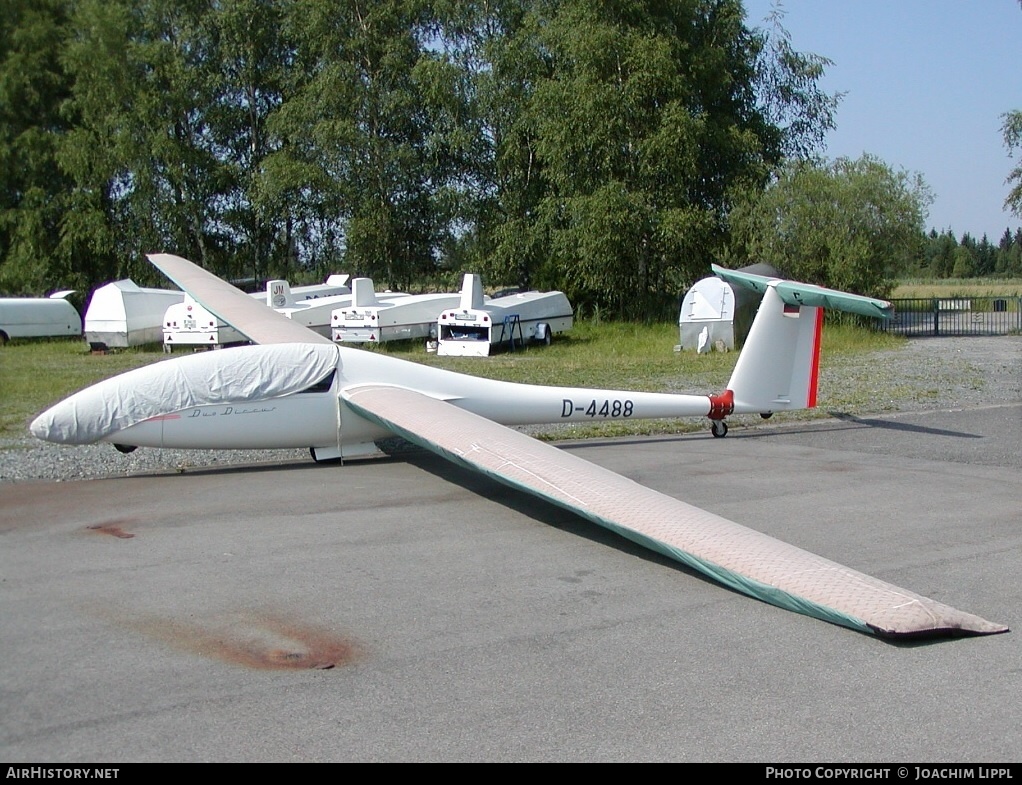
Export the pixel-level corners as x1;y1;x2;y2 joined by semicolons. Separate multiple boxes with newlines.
880;297;1022;337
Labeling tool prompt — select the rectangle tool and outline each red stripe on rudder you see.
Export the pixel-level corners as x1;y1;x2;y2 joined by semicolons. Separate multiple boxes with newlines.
807;307;824;408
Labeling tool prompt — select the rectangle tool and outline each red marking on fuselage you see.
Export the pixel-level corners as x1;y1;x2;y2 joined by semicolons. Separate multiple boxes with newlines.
145;414;182;422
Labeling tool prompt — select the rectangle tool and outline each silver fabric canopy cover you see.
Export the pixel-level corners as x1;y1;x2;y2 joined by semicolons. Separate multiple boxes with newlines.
31;343;339;444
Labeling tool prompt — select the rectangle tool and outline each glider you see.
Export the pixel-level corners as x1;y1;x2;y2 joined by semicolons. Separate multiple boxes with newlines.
30;254;1008;639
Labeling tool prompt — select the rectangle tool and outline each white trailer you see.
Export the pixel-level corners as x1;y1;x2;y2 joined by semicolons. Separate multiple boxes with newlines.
163;293;248;349
0;291;82;344
331;278;467;345
163;275;350;350
676;263;783;353
84;280;184;350
677;275;738;353
275;281;409;339
436;274;573;357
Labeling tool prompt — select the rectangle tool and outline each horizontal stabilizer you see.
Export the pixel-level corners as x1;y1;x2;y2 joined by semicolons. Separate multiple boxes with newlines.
712;264;893;320
342;383;1007;639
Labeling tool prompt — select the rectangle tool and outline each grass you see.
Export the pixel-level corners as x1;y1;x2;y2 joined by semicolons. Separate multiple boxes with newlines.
893;279;1022;298
0;322;905;443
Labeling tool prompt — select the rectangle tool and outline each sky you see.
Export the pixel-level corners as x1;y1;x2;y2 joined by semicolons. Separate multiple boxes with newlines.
743;0;1022;242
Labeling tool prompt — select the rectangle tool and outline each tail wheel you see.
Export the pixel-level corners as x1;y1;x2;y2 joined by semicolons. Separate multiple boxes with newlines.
710;420;729;438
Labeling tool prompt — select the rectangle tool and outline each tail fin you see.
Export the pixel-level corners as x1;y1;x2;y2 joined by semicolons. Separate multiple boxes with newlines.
714;265;892;415
266;279;295;309
351;278;379;307
460;273;486;310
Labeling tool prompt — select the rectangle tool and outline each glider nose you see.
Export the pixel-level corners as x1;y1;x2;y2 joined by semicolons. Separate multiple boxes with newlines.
29;342;342;446
30;387;107;445
29;410;55;442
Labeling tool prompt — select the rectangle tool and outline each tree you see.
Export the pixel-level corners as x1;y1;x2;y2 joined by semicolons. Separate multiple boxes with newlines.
481;0;824;319
924;229;958;279
726;155;932;298
206;0;292;283
0;0;847;310
1002;110;1022;219
418;0;842;318
751;1;841;161
263;0;437;290
0;0;74;294
951;234;977;278
60;0;244;286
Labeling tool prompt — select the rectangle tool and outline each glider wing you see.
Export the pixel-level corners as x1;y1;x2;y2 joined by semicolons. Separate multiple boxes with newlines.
148;253;333;346
342;383;1007;639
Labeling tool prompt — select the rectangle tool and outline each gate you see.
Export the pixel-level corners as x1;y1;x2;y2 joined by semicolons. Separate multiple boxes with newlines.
881;297;1022;336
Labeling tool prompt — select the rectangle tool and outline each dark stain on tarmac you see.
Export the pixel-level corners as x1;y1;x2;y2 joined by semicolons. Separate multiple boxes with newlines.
86;518;138;538
129;611;362;670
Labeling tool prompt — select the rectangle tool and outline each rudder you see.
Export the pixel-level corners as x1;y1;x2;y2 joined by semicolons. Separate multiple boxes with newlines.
714;265;892;416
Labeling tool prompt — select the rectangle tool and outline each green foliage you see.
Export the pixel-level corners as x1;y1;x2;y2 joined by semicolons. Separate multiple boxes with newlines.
751;1;841;160
1;0;844;313
917;228;1022;279
0;0;74;294
1002;110;1022;219
726;155;932;298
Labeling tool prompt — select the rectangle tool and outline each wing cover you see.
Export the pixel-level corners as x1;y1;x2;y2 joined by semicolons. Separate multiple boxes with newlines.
148;253;333;345
342;384;1007;638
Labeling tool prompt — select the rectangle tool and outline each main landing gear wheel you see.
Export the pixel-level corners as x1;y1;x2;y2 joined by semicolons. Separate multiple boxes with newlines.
710;420;729;438
113;443;137;454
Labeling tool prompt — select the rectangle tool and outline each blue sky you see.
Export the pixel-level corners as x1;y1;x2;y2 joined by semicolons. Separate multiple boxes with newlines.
743;0;1022;242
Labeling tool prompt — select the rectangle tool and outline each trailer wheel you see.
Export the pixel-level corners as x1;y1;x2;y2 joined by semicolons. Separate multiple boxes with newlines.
536;323;552;346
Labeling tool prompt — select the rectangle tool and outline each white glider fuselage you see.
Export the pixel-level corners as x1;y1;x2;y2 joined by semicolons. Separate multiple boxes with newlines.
41;342;717;453
30;257;895;458
32;262;867;455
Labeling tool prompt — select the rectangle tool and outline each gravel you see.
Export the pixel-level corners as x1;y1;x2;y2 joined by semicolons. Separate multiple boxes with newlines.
2;335;1019;484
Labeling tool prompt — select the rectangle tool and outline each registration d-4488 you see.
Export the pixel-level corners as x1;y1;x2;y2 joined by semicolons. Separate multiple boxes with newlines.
561;398;634;418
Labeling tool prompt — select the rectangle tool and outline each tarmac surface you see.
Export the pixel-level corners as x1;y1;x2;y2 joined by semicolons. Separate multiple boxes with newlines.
1;403;1019;762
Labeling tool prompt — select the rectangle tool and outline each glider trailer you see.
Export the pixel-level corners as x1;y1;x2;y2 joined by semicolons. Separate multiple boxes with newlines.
30;254;1008;641
331;277;462;345
0;292;81;344
163;275;352;349
436;274;572;356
